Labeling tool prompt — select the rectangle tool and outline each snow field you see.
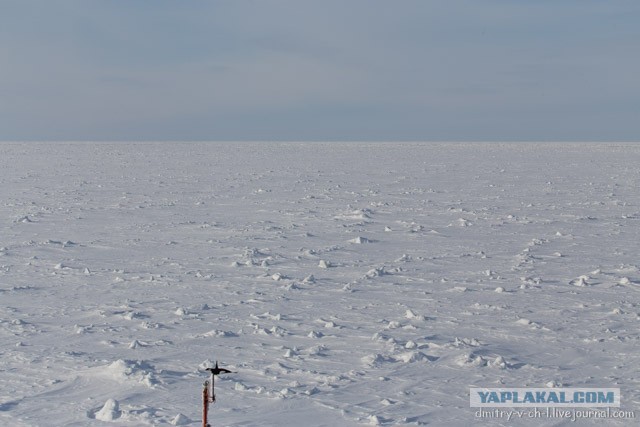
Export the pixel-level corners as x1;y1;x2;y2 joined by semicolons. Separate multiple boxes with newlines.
1;142;640;425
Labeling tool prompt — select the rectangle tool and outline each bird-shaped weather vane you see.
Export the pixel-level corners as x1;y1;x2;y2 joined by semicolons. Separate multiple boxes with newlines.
202;361;235;427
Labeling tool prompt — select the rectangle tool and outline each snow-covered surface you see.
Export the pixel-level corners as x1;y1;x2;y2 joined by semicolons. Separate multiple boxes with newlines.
1;142;639;426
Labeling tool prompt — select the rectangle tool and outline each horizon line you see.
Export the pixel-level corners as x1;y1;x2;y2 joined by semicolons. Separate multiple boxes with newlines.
1;140;639;144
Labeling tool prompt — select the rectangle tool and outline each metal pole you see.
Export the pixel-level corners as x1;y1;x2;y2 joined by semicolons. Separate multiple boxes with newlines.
203;381;209;427
202;361;234;426
210;373;216;403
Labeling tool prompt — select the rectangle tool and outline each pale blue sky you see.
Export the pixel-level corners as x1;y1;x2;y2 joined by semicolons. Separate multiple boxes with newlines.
1;0;639;141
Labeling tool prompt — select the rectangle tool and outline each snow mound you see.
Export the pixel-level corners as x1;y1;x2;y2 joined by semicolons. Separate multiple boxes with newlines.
489;355;507;369
570;275;590;286
405;309;426;321
361;353;392;366
174;307;188;316
94;399;121;421
129;339;143;349
453;337;481;347
170;413;191;425
457;353;487;368
201;329;236;337
395;253;411;262
336;209;372;221
449;218;472;227
103;359;158;388
307;330;323;338
619;277;639;286
368;414;382;425
365;267;386;278
392;351;435;363
349;236;371;244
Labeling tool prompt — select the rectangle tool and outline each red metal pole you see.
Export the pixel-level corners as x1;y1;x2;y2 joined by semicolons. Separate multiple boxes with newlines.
203;381;209;427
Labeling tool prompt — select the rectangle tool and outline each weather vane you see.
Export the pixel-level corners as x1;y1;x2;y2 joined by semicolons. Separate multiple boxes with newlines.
202;361;234;427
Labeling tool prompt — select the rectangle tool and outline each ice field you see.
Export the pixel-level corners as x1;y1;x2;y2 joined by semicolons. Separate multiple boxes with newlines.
1;142;639;426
